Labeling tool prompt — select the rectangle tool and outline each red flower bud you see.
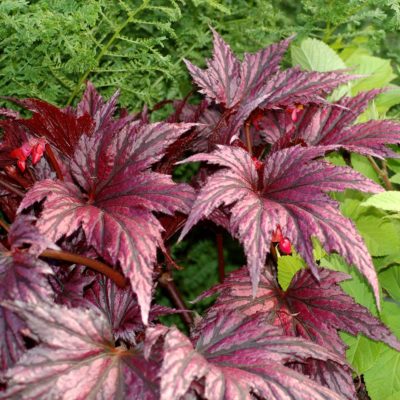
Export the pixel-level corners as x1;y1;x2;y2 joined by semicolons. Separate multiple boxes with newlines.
279;237;292;255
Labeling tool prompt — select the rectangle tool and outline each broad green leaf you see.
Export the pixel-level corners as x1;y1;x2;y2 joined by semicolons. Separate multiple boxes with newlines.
374;254;400;272
363;302;400;400
362;191;400;212
341;194;400;257
320;254;376;313
390;173;400;184
375;86;400;115
277;254;305;291
345;53;397;95
387;158;400;174
312;237;327;261
340;331;382;374
291;38;346;72
379;266;400;303
340;45;370;63
351;154;381;184
291;38;350;100
325;152;347;167
355;213;400;256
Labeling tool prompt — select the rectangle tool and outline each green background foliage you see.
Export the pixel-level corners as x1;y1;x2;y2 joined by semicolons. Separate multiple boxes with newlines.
1;0;400;110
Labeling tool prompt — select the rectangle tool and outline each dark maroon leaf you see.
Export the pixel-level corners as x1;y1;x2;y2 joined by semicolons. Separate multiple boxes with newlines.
199;265;400;398
85;275;176;344
18;115;195;324
1;300;160;399
147;311;345;399
11;98;94;157
180;145;382;304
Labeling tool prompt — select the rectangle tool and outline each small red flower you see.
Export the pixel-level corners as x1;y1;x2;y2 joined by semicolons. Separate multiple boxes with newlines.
286;104;304;122
252;156;264;171
10;137;46;172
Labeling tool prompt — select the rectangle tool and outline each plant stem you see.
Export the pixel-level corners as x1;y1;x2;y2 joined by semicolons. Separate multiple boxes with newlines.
245;121;253;156
45;145;64;181
159;271;193;327
367;156;393;190
0;175;25;197
4;166;31;189
0;219;10;232
216;232;225;283
40;248;127;288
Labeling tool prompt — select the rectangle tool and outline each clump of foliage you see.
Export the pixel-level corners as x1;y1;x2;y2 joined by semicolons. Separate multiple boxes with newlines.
0;30;400;399
1;0;399;110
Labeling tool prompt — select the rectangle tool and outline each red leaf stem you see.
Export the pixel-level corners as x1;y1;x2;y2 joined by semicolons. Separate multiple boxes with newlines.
159;271;193;327
40;248;127;288
0;175;25;197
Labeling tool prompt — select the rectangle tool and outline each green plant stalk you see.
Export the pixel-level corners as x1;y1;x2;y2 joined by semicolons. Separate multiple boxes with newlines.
66;0;149;106
367;156;393;190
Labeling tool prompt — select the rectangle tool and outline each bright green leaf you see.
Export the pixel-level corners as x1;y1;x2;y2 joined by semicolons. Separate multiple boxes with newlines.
320;254;377;313
363;302;400;400
351;154;381;184
340;331;382;374
277;254;305;291
346;53;397;95
362;191;400;212
291;38;346;72
390;173;400;184
379;266;400;303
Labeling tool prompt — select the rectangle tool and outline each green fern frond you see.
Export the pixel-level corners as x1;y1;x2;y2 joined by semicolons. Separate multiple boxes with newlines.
0;0;398;111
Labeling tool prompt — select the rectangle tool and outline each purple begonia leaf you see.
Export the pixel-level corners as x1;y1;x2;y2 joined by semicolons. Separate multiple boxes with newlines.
262;90;400;158
76;81;118;120
199;266;400;398
0;300;160;399
0;219;54;373
184;30;357;146
8;215;58;256
256;67;356;109
148;311;345;400
51;265;95;308
0;305;25;377
234;36;294;103
180;145;382;304
219;67;357;146
18;117;195;325
76;82;134;139
184;29;240;107
84;275;177;344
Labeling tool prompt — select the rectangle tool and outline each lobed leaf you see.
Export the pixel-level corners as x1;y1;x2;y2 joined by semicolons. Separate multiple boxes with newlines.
181;145;382;304
199;265;400;397
150;311;345;400
19;116;195;325
0;300;160;399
